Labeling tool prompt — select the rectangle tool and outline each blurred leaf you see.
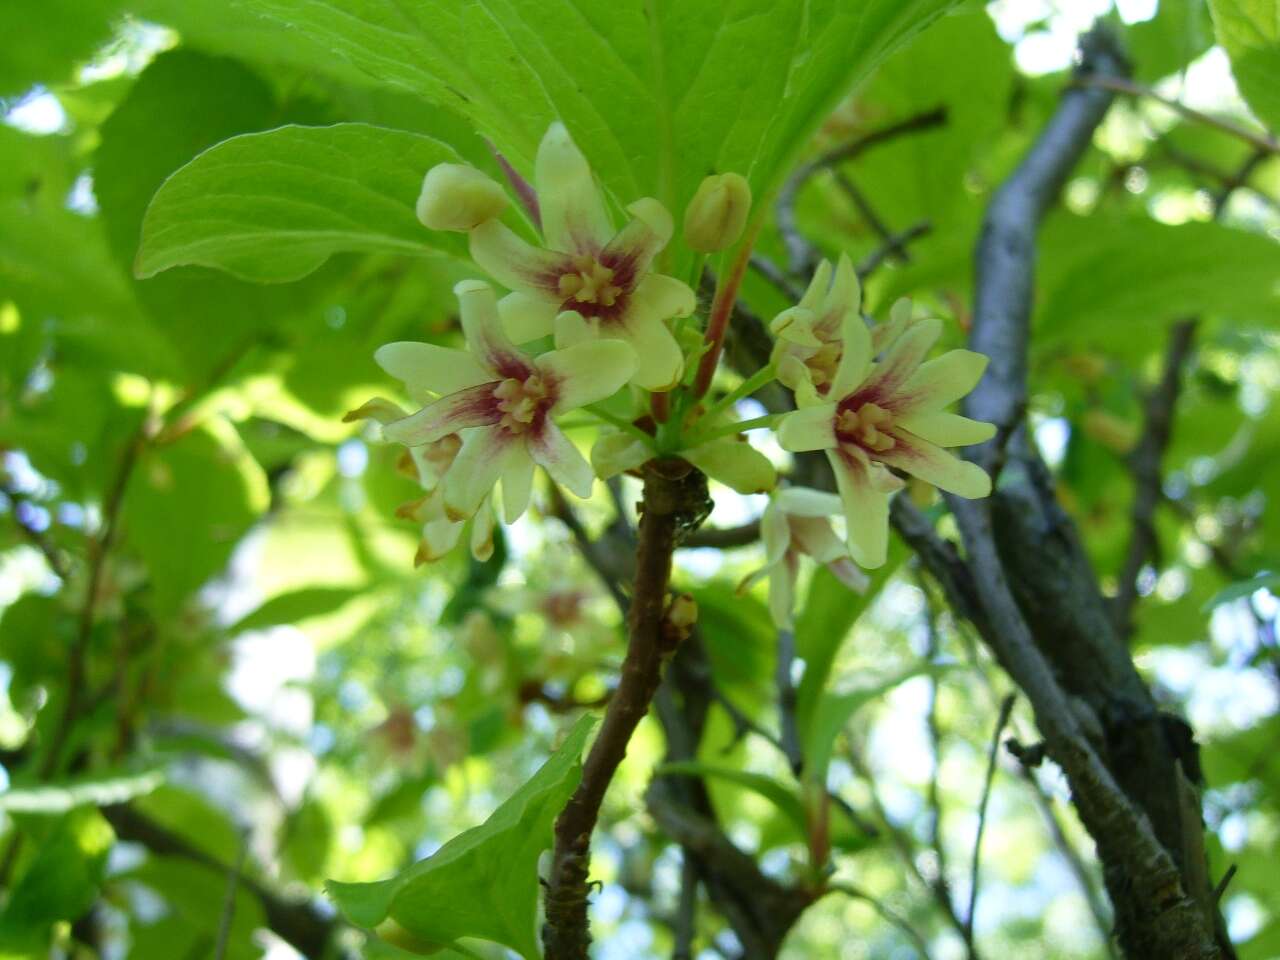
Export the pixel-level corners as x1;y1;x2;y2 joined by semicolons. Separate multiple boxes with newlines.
0;0;124;95
1209;0;1280;131
230;586;360;633
0;808;114;949
125;856;266;960
282;797;334;883
327;714;595;959
136;123;470;282
1129;0;1216;82
794;540;906;744
1036;213;1280;344
658;761;807;838
0;767;164;814
1202;570;1280;610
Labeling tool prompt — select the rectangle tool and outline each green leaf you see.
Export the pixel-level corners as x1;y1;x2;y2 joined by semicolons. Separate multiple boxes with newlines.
326;715;596;959
0;0;124;95
803;664;948;787
1202;571;1280;610
1208;0;1280;131
1036;213;1280;344
1129;0;1216;83
0;808;114;949
135;123;470;282
228;0;961;241
657;761;808;838
794;540;906;745
0;767;164;814
229;587;360;633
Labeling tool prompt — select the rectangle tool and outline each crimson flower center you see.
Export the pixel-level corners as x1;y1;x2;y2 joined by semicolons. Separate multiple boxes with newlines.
558;254;623;307
836;401;895;453
494;374;551;434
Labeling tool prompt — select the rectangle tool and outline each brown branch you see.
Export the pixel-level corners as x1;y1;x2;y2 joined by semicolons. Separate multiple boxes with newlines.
856;220;933;281
832;170;909;264
749;254;803;302
1073;74;1280;156
777;107;948;275
828;883;936;959
1112;318;1198;638
680;521;760;550
543;460;710;959
775;628;803;773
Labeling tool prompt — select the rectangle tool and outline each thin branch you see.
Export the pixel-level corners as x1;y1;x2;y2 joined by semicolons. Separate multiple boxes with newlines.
831;170;909;263
1112;318;1198;638
214;829;251;960
543;460;710;959
828;883;935;960
679;521;760;550
672;852;698;960
1074;74;1280;156
777;107;948;275
965;693;1016;941
749;254;803;301
1213;148;1270;216
0;479;71;580
856;220;933;281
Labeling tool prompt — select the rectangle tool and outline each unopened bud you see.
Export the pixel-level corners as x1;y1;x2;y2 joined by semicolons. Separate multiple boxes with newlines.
416;163;509;231
1083;409;1139;455
683;172;751;252
666;594;698;636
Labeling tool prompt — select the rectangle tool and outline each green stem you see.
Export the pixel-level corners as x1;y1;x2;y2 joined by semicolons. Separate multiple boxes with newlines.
699;363;777;425
686;413;782;446
584;404;656;447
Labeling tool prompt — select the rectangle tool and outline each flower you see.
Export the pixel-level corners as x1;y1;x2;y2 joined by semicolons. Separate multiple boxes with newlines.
770;255;908;404
739;487;869;629
375;279;638;525
778;310;994;568
342;401;495;565
683;172;752;253
417;123;695;391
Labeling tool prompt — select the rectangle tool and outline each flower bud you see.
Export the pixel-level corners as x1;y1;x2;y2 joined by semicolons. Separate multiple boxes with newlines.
683;172;751;252
415;163;509;231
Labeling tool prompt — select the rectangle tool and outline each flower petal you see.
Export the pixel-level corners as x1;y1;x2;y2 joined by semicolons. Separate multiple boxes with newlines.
826;556;870;592
616;309;683;391
442;428;520;519
499;291;558;343
897;410;996;447
632;272;696;320
829;449;895;569
760;500;791;567
894;349;990;414
603;197;674;282
776;487;843;518
502;450;536;523
684;436;776;494
828;314;873;398
871;297;912;355
797;259;831;313
455;279;533;379
767;554;799;629
383;383;500;446
469;219;569;297
859;316;941;403
535;122;614;253
771;306;822;347
538;340;638;413
879;430;992;498
417;512;463;566
530;423;594;497
470;496;495;561
778;404;838;452
374;342;491;401
553;310;597;349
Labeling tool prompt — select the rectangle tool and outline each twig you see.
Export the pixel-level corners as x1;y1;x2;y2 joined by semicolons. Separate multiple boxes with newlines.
918;572;953;901
828;883;935;959
832;171;909;263
775;629;803;773
543;460;710;959
965;693;1016;941
101;805;335;957
680;521;760;550
1074;74;1280;156
0;479;71;580
856;220;933;281
749;254;803;302
1212;864;1238;904
672;852;698;960
777;107;947;275
1213;149;1270;216
1112;318;1198;638
214;829;251;960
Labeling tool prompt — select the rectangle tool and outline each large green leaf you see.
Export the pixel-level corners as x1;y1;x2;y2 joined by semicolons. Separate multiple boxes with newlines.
0;0;124;95
135;123;470;282
1209;0;1280;131
326;715;595;959
225;0;961;232
1036;213;1280;344
1129;0;1216;83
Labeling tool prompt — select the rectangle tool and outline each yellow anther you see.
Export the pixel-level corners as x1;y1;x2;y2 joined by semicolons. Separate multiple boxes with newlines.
494;375;549;433
558;255;622;306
